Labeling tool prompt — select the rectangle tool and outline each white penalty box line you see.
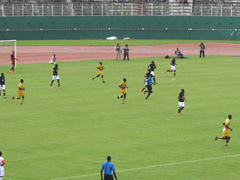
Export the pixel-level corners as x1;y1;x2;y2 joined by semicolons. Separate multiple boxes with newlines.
50;154;240;180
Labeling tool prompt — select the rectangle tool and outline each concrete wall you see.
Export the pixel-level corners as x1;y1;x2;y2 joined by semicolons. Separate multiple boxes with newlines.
0;16;240;40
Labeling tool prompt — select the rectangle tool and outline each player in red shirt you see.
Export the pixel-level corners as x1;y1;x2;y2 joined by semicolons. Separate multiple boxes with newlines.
10;50;17;73
0;151;5;179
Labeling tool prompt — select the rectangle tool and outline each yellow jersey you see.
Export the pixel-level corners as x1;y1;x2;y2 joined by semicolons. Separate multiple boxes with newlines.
97;65;104;72
119;81;127;89
223;118;230;133
17;83;23;93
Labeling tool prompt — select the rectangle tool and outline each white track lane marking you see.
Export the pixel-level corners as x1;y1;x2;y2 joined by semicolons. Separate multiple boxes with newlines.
50;154;240;180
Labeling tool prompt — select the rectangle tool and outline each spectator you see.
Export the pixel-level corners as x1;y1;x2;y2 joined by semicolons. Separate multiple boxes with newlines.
115;43;121;61
175;48;183;58
123;44;129;60
199;42;206;58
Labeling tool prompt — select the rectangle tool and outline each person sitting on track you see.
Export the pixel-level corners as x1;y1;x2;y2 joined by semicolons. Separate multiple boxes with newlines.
175;48;184;58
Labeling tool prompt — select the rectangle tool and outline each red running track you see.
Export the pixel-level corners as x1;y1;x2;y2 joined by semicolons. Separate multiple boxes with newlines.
0;42;239;65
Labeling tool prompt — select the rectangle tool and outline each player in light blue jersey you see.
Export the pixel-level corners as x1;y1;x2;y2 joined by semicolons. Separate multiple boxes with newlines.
144;74;153;100
101;156;117;180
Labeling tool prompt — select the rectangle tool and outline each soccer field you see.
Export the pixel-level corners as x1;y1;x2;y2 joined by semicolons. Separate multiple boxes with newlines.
1;42;240;180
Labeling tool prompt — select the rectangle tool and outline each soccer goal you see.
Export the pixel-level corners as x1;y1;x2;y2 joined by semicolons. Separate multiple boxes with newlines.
0;40;17;68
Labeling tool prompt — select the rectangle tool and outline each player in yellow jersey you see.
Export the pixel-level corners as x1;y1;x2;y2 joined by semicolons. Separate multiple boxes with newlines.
117;78;128;104
12;79;25;105
215;115;233;147
92;62;105;83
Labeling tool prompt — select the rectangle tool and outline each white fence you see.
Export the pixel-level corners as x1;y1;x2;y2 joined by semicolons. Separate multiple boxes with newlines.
0;2;240;16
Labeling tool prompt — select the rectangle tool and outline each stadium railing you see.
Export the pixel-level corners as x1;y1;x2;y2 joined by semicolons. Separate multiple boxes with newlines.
0;2;240;16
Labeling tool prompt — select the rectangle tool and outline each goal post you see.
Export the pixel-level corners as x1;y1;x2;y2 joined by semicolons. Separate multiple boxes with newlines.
0;40;17;68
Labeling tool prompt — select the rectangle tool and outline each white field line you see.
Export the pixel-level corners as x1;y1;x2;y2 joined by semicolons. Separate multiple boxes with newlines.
50;154;240;180
170;78;175;81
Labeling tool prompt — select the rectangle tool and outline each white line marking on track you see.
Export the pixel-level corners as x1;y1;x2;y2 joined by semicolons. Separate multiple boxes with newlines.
50;154;240;180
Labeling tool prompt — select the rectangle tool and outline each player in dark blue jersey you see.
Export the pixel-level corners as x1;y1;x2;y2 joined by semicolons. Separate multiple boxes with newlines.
50;64;61;88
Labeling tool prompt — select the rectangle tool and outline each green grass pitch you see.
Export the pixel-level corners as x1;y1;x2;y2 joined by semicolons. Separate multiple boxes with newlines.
1;47;240;179
17;39;240;46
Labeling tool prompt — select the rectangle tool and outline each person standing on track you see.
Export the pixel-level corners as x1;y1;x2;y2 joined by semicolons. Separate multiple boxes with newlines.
199;42;206;58
10;50;17;73
50;64;61;88
165;58;177;77
215;115;233;147
123;44;129;60
115;43;121;61
0;73;6;98
49;54;57;64
101;156;117;180
0;151;5;180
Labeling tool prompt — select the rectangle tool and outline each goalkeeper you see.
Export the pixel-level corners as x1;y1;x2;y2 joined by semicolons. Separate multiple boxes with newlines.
10;50;18;73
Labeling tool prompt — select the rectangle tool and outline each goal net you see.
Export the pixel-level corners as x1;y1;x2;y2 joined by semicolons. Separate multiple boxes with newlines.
0;40;17;68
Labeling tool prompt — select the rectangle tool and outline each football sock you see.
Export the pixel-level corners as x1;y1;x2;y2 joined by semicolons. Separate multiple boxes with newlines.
174;72;176;76
123;98;125;103
178;108;181;113
102;78;104;82
50;80;54;86
225;142;228;146
0;91;1;96
57;80;60;87
218;137;223;139
3;90;5;96
146;92;151;99
153;78;156;83
21;98;24;104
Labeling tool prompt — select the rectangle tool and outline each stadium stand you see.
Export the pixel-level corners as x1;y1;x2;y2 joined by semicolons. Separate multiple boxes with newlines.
0;0;240;16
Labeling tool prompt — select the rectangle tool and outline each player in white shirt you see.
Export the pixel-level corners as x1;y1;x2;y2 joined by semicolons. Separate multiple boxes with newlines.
0;151;5;180
49;54;57;64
